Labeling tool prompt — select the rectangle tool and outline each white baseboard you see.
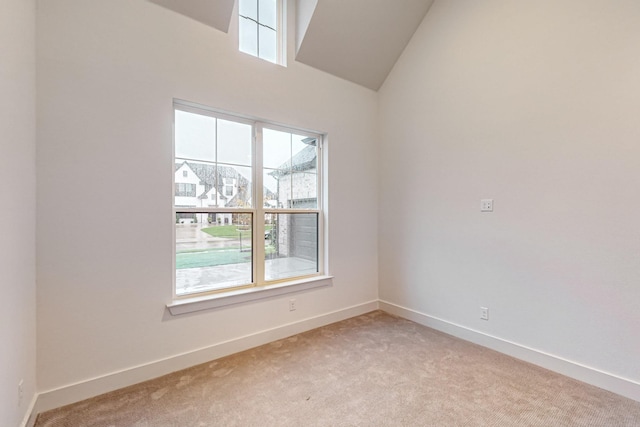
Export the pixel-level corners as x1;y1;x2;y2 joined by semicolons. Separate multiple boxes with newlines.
31;298;639;421
34;300;379;415
20;393;38;427
379;300;640;403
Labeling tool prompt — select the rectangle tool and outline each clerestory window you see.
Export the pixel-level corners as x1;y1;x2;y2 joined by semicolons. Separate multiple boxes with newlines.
173;101;324;298
238;0;284;65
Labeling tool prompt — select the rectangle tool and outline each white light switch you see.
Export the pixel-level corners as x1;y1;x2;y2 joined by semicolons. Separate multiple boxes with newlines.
481;199;494;212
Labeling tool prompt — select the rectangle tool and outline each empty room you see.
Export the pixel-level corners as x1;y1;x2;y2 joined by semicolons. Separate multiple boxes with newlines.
3;0;640;425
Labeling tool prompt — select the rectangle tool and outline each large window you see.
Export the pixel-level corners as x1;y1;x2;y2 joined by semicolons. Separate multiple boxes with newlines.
238;0;283;65
174;101;323;297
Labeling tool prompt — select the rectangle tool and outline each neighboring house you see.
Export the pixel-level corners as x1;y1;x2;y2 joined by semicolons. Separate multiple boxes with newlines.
269;139;318;209
175;148;318;263
175;161;276;225
175;161;249;225
269;138;318;261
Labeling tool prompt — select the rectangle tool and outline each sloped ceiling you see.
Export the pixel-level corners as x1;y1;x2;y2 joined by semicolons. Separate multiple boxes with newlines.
148;0;235;33
295;0;435;91
148;0;434;91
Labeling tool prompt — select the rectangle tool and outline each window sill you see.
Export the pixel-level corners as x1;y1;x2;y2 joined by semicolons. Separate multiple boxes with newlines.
167;275;333;316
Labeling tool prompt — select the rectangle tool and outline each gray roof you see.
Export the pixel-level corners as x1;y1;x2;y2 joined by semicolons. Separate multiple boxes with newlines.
176;161;276;204
176;161;249;202
270;145;317;178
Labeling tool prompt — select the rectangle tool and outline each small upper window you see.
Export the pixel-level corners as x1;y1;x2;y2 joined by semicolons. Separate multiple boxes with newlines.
239;0;283;65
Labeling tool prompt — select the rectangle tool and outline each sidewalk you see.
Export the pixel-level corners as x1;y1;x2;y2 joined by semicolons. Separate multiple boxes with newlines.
176;257;317;295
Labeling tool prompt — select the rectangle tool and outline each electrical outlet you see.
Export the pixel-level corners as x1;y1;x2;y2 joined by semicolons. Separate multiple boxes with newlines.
288;299;296;311
18;379;23;407
480;199;494;212
480;307;489;321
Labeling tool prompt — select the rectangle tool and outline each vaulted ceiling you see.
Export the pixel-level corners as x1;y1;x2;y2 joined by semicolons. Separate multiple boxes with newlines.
148;0;435;91
149;0;235;33
295;0;434;90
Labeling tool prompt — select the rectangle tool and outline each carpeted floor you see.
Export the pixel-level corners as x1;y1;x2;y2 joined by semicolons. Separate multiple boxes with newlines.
36;311;640;426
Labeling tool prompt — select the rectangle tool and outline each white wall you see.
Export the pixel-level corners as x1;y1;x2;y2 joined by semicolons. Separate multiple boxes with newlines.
379;0;640;396
36;0;378;406
0;0;37;425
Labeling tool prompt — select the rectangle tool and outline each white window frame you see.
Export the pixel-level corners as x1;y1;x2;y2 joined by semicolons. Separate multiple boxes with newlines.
238;0;286;65
170;100;330;314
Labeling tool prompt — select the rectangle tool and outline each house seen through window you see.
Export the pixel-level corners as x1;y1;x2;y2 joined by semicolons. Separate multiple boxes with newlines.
239;0;282;64
174;102;323;297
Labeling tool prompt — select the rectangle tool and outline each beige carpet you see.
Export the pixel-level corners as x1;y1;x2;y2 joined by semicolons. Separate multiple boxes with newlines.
36;311;640;426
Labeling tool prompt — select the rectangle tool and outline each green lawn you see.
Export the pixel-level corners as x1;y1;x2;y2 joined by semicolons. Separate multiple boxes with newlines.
176;247;250;269
201;224;273;239
201;225;252;239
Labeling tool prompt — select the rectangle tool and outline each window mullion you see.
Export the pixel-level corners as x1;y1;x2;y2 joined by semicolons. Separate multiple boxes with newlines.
277;0;284;64
214;117;218;205
254;124;265;286
317;137;324;277
256;0;261;59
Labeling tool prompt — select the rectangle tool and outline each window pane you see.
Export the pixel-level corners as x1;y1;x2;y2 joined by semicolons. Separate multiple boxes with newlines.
174;159;216;208
285;140;317;208
265;213;318;281
291;170;317;209
258;26;277;63
263;169;280;208
258;0;277;29
175;110;216;162
239;17;258;56
263;129;318;210
263;128;291;169
176;213;253;295
239;0;257;20
291;133;309;159
218;165;252;208
217;119;252;166
175;161;214;208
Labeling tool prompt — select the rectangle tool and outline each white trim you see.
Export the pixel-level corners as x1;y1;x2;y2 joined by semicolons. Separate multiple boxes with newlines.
174;102;255;126
253;125;262;287
172;100;326;300
34;299;378;414
20;393;38;427
379;300;640;403
173;99;324;136
168;275;333;315
278;0;286;66
173;207;255;214
28;299;640;418
263;208;321;214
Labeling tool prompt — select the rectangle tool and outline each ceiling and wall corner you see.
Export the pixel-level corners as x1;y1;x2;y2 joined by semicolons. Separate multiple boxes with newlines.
295;0;318;54
294;0;435;90
148;0;235;33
